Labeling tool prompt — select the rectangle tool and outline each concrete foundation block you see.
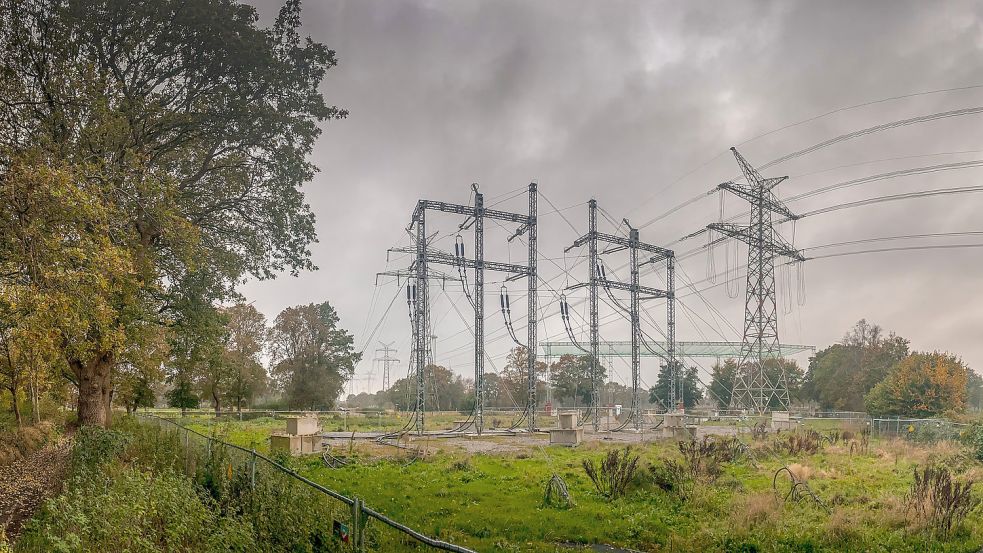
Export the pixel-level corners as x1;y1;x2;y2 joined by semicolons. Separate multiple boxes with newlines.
558;412;577;430
285;416;320;436
270;433;323;455
661;426;696;440
549;428;583;446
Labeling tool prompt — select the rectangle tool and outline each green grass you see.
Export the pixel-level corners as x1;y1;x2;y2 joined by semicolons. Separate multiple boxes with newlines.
189;419;983;552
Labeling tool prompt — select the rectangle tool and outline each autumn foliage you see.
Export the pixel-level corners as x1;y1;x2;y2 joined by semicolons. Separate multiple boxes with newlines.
865;352;969;417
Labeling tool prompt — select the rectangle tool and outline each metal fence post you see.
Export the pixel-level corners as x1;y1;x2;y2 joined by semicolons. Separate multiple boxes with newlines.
250;449;257;490
184;428;190;474
352;496;365;552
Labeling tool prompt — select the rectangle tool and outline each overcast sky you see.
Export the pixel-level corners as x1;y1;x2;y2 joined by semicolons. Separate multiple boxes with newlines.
242;0;983;396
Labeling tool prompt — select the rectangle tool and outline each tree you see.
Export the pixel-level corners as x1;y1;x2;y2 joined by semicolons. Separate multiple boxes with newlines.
116;370;156;414
501;346;547;408
220;304;268;412
803;320;909;410
269;302;359;410
708;359;738;409
550;354;606;407
649;363;704;409
865;352;969;417
0;0;344;426
166;378;200;415
967;370;983;413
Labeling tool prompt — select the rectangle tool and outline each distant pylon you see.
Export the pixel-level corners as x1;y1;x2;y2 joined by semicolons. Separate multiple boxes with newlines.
708;148;804;413
374;341;399;392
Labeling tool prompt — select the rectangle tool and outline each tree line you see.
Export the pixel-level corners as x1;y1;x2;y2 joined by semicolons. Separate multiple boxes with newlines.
0;0;344;427
707;319;980;417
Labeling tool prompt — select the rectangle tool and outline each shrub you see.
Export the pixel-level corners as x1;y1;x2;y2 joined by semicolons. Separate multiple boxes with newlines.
543;473;574;509
16;466;255;552
70;425;131;474
582;446;639;499
770;430;824;456
649;458;693;500
677;436;747;482
966;425;983;462
904;464;977;538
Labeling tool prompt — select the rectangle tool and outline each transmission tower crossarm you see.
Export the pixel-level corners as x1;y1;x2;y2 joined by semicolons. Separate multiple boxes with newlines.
416;199;533;226
424;251;533;275
717;182;798;220
595;232;674;258
707;222;805;261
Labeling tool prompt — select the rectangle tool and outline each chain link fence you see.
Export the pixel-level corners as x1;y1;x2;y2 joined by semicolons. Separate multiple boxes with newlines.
136;414;475;552
871;417;972;442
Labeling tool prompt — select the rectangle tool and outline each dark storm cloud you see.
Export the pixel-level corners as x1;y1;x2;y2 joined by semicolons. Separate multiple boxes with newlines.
241;0;983;392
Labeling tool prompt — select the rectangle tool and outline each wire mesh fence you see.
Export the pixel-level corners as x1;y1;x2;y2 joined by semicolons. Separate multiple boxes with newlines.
871;417;972;442
136;414;475;552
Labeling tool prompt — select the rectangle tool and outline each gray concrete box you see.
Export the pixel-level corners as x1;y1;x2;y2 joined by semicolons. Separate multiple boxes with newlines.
270;433;323;455
285;415;320;436
558;412;577;430
549;428;583;446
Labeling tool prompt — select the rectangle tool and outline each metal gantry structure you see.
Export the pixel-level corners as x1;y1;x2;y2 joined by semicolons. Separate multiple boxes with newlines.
405;183;538;435
564;200;675;431
707;148;805;413
374;342;400;392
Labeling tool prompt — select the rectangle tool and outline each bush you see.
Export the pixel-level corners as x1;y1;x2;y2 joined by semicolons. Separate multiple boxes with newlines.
904;464;977;538
649;459;693;500
677;436;746;482
582;447;639;500
16;466;255;553
70;425;131;474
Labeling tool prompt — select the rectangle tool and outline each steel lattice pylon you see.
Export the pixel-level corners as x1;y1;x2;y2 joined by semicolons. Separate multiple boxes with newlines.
708;148;805;414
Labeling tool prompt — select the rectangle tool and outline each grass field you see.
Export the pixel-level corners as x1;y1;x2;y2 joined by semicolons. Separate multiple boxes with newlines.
172;415;983;552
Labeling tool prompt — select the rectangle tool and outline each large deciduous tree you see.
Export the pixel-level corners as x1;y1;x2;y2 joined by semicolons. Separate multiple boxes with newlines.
865;352;969;417
220;303;268;412
803;319;909;411
0;0;344;426
549;354;605;407
269;302;358;410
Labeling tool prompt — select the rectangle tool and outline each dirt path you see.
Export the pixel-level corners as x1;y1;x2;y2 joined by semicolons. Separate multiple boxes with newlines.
0;438;72;541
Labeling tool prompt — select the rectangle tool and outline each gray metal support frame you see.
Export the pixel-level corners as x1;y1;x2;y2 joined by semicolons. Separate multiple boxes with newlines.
473;192;485;435
588;200;600;432
413;205;429;434
666;254;677;410
629;228;641;431
526;183;538;433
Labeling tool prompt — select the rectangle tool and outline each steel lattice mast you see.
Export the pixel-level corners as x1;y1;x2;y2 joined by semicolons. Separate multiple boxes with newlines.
566;201;673;431
374;342;399;392
404;185;537;435
707;148;804;414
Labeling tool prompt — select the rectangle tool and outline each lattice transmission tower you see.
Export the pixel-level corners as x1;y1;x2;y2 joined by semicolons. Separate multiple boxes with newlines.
374;342;399;392
707;148;805;414
564;200;674;431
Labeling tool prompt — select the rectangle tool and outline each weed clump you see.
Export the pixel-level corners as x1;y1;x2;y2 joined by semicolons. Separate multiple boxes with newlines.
582;446;639;500
904;464;977;538
677;436;746;482
543;473;574;509
648;458;693;500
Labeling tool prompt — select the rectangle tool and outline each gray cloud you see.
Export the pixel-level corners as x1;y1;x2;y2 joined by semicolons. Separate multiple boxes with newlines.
241;0;983;394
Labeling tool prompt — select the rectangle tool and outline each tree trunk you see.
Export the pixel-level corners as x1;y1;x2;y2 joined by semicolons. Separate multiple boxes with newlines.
104;386;114;426
212;389;221;415
73;351;114;427
7;387;22;427
29;371;40;424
